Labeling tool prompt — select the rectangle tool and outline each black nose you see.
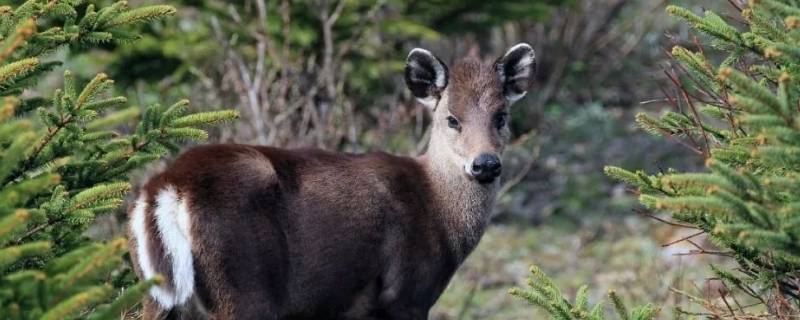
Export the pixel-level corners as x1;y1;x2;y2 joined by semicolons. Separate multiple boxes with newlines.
470;154;502;183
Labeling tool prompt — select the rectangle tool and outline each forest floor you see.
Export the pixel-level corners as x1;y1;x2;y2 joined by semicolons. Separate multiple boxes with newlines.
431;217;729;319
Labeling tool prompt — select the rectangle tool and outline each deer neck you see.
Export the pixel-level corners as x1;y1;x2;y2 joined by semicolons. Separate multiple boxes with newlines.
418;135;498;259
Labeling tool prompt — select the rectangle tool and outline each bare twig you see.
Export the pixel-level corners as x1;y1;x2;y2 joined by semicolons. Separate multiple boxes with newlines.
661;230;705;247
498;132;541;197
634;208;702;229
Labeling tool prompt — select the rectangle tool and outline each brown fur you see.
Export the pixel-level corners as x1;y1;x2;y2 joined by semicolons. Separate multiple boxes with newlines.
438;58;510;163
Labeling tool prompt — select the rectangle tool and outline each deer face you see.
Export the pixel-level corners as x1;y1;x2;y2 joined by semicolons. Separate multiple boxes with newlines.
405;44;536;184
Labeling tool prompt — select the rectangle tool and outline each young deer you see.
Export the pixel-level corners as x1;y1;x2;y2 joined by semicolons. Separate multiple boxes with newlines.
128;43;536;319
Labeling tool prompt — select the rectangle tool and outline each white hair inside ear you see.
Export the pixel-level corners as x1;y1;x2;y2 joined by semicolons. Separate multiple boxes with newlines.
405;48;449;110
496;43;536;104
506;45;534;82
408;48;447;89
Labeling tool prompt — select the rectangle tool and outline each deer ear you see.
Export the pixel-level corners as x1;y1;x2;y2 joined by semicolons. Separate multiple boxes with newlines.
495;43;536;104
405;48;448;109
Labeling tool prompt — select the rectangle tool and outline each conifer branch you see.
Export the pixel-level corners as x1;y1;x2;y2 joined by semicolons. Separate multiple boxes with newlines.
597;2;800;317
0;2;236;318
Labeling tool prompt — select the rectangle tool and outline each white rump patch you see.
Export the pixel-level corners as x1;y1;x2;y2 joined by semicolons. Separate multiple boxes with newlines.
154;187;195;308
131;195;177;308
131;187;196;309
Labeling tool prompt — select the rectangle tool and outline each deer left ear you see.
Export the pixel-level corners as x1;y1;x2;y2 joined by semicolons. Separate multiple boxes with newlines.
405;48;448;110
495;43;536;104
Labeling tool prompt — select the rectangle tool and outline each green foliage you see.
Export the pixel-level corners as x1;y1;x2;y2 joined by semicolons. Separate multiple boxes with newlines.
0;1;236;318
103;0;568;131
512;1;800;318
509;265;660;320
603;1;800;317
403;0;566;35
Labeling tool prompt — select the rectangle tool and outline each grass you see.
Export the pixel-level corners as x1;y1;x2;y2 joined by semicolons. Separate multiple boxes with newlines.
431;217;729;319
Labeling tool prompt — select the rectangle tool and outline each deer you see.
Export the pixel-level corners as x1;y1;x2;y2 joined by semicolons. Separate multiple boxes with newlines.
128;43;536;319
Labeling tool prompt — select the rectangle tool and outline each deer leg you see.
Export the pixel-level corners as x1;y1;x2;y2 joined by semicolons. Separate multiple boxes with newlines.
141;297;174;320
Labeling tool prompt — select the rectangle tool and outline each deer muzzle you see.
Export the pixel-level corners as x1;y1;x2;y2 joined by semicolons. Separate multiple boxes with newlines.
467;153;502;184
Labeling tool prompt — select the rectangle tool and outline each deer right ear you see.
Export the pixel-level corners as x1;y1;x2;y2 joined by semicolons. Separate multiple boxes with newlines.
495;43;536;104
405;48;448;109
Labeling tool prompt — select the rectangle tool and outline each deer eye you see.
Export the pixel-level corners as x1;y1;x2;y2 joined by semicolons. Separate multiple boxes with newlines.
446;116;461;131
494;112;507;129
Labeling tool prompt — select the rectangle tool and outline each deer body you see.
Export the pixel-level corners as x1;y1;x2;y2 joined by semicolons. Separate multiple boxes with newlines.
129;44;536;319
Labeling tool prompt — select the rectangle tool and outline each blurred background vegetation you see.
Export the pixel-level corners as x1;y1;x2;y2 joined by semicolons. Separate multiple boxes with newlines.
19;0;751;318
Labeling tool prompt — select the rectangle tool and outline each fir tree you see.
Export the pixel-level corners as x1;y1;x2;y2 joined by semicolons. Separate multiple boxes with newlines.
509;266;660;320
513;1;800;318
602;0;800;317
0;1;237;318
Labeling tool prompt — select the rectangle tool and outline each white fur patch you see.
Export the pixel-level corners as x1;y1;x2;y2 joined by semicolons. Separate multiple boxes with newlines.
417;96;438;109
504;43;534;60
505;91;527;103
409;48;446;89
131;195;177;308
154;187;195;308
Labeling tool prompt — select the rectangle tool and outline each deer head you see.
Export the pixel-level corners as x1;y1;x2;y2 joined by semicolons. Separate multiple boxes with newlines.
405;43;536;184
